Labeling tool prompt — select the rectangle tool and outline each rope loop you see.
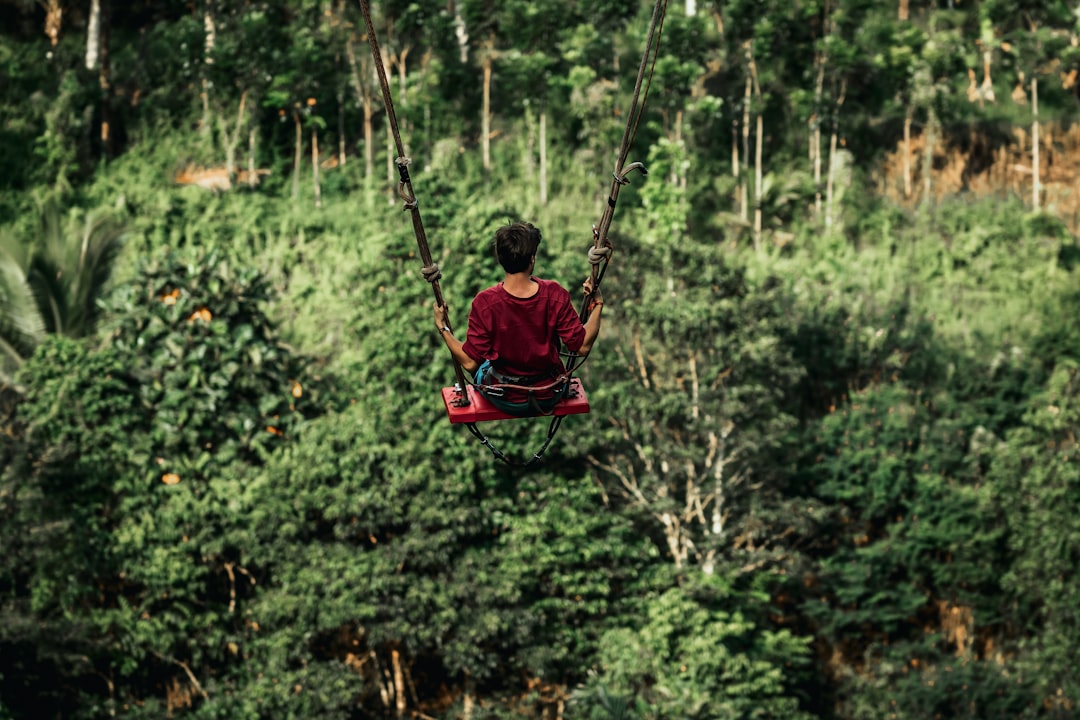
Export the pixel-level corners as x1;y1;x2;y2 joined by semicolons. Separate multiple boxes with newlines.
421;263;442;283
588;243;613;266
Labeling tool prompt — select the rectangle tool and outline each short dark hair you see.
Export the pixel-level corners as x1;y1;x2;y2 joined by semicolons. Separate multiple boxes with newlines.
494;222;541;274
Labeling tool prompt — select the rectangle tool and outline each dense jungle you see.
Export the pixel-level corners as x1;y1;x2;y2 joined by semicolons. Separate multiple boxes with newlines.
2;0;1080;717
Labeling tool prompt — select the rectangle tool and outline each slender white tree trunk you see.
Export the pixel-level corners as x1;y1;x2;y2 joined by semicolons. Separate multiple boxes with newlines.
463;672;475;720
346;35;374;183
482;49;492;174
338;90;346;167
754;111;763;251
453;5;469;63
825;80;846;229
292;110;302;199
397;48;409;108
826;127;838;229
1032;76;1040;211
248;125;257;187
312;127;322;208
922;107;937;206
812;30;826;219
392;649;405;717
740;73;751;223
748;44;763;251
903;107;912;199
387;118;394;190
732;116;741;217
223;91;247;185
86;0;101;69
201;1;215;134
539;109;548;205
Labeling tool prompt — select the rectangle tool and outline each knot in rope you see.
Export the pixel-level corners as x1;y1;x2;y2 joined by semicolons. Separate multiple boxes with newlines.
421;263;442;283
588;243;613;266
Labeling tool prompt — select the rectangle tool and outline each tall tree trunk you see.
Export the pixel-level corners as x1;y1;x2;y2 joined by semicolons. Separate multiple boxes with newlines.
812;111;823;219
382;49;395;193
42;0;62;47
825;79;846;230
899;0;909;21
673;110;684;189
364;101;374;184
903;106;912;199
392;649;405;717
1032;76;1040;211
453;4;469;63
748;44;763;252
338;88;346;167
224;90;247;186
812;119;822;215
812;6;829;221
482;45;493;175
387;119;395;197
397;47;410;112
686;0;696;15
754;111;763;251
740;73;751;223
523;106;536;189
95;0;112;156
922;107;937;207
248;125;257;187
539;108;548;206
201;0;215;134
731;112;741;219
345;35;375;184
312;127;322;209
86;0;101;69
463;672;475;720
292;109;302;200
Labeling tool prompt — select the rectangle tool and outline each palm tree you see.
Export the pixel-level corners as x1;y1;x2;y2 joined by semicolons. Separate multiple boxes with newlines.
0;202;125;389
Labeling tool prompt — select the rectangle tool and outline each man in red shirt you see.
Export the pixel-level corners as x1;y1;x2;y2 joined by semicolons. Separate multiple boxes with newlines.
433;222;603;410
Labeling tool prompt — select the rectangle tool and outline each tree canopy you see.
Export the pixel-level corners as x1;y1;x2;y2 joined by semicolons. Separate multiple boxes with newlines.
2;0;1080;717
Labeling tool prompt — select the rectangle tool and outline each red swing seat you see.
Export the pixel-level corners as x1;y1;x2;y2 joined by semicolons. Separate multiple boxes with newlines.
441;378;590;424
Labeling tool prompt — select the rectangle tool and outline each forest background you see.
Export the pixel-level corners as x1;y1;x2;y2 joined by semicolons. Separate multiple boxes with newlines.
2;0;1080;718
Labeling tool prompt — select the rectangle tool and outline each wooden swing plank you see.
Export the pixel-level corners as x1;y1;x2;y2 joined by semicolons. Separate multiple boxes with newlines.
441;379;590;424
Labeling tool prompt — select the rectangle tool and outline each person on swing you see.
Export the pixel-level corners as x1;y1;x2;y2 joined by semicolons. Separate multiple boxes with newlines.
433;222;604;414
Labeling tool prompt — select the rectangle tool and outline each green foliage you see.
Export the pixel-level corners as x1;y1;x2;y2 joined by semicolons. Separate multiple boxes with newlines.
580;222;805;574
3;0;1080;716
101;245;317;471
577;582;812;719
834;640;1047;720
992;359;1080;711
1;246;321;717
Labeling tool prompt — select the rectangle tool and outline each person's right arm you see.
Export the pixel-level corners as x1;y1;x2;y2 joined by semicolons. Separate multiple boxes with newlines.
576;282;604;355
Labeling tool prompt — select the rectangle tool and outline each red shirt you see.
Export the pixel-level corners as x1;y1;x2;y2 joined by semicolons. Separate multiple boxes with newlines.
461;278;585;377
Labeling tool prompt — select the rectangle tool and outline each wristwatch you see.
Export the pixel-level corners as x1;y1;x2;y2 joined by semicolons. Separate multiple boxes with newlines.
439;325;451;334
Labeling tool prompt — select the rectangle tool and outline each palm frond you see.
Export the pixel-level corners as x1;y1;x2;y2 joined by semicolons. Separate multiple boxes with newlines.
0;246;47;369
24;203;127;338
71;213;126;335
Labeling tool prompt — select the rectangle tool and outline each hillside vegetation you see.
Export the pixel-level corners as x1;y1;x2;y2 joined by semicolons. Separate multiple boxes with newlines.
2;1;1080;718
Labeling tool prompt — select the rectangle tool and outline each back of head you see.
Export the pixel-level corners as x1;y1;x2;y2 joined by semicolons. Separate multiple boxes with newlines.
494;222;542;274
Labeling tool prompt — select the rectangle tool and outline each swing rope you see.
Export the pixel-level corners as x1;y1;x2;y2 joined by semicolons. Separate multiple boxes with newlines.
358;0;668;468
565;0;668;380
358;0;469;396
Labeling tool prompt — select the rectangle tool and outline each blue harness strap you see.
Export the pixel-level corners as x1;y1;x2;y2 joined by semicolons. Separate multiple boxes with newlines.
474;361;570;417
